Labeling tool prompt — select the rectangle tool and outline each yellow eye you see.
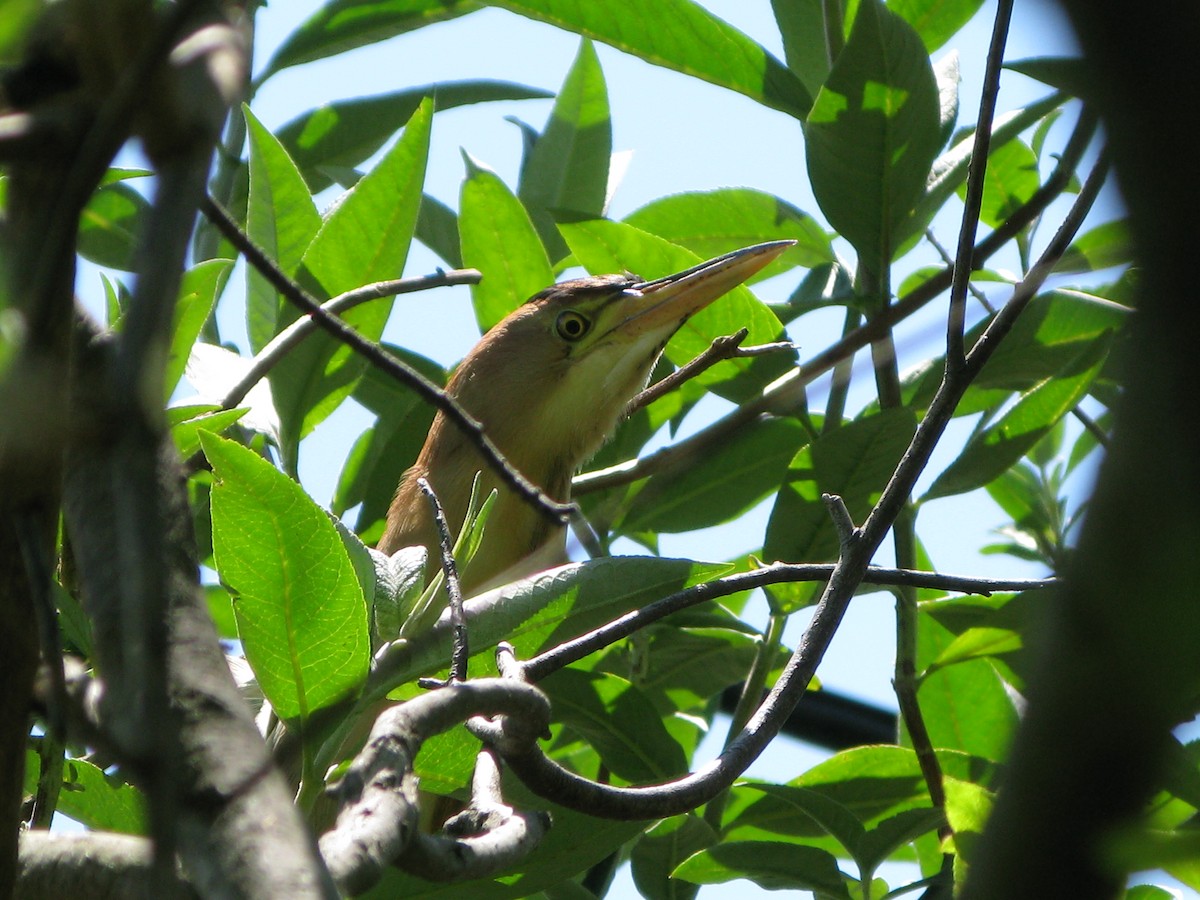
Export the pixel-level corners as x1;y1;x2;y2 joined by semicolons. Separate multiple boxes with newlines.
555;310;591;341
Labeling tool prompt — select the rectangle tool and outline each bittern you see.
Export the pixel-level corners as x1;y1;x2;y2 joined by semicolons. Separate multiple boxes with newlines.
377;240;794;593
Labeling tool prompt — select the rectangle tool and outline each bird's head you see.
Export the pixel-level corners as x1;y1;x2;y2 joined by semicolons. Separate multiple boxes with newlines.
447;240;796;476
382;240;794;590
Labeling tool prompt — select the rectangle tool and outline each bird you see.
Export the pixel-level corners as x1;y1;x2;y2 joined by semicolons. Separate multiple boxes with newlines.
376;240;794;595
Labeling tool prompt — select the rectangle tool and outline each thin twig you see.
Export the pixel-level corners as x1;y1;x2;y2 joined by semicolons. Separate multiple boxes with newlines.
925;229;994;313
201;195;573;526
627;329;798;414
416;478;468;685
822;493;858;549
947;0;1014;371
520;563;1057;684
220;270;481;410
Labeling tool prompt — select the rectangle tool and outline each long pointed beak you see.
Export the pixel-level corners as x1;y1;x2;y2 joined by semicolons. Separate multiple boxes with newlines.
610;240;795;340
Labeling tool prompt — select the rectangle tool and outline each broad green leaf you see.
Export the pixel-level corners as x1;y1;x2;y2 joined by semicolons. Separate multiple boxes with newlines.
624;189;833;274
364;557;729;700
911;622;1017;762
0;0;37;61
930;626;1023;670
723;746;928;842
459;156;553;332
415;193;462;267
631;814;717;900
889;0;984;52
168;405;248;459
77;181;147;271
302;97;432;295
956;139;1039;229
744;785;867;859
277;81;553;193
943;776;993;873
806;0;940;272
272;98;433;464
259;0;481;79
332;344;444;531
543;668;688;782
518;39;611;261
923;337;1110;499
765;407;917;566
597;624;765;716
858;806;945;873
900;91;1066;248
673;842;850;896
559;220;790;401
244;106;321;353
1004;57;1093;101
25;750;145;835
771;0;830;97
620;417;807;535
202;433;369;721
1055;219;1133;274
167;259;232;401
481;0;812;118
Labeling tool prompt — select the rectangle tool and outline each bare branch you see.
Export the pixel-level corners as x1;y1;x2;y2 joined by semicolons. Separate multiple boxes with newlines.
219;269;482;410
201;195;574;527
947;0;1014;370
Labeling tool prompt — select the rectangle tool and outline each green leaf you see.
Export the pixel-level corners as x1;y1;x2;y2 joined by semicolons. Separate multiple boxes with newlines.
415;193;462;267
459;156;553;332
518;39;612;261
277;81;553;193
765;407;917;565
1005;57;1093;101
167;259;232;401
673;841;851;895
77;181;148;271
271;98;433;465
543;668;688;782
889;0;984;52
620;417;807;534
1054;219;1134;274
26;750;145;835
923;337;1111;499
805;0;940;271
482;0;812;118
259;0;482;79
202;433;369;721
559;219;789;401
631;814;717;900
365;557;728;696
244;106;321;354
624;189;833;274
168;405;248;459
771;0;830;98
956;139;1040;229
900;91;1066;248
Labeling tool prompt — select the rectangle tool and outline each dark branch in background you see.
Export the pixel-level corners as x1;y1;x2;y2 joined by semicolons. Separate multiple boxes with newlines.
573;109;1100;497
417;478;469;684
521;563;1054;683
220;269;482;410
485;156;1105;822
319;680;551;895
201;195;574;526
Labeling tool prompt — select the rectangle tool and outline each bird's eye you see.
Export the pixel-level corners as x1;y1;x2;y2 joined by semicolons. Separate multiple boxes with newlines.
555;310;591;341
